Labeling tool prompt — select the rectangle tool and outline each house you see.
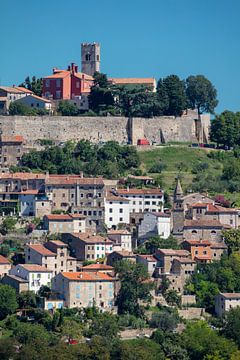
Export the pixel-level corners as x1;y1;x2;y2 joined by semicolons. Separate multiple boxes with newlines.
0;135;24;168
136;254;158;276
2;274;29;293
52;271;116;309
81;263;114;274
0;86;33;114
182;240;212;263
62;233;113;261
14;94;52;111
45;174;105;231
114;188;164;214
104;195;130;229
138;212;171;242
42;63;93;101
188;202;239;229
0;172;46;193
19;190;51;217
183;219;230;243
215;293;240;317
210;242;228;260
154;249;190;274
43;214;86;234
107;229;132;252
25;240;77;275
109;78;157;92
10;264;52;293
0;255;11;278
107;250;136;266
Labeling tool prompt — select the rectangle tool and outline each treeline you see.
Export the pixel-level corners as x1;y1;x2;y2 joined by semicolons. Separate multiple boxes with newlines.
211;110;240;148
12;140;140;178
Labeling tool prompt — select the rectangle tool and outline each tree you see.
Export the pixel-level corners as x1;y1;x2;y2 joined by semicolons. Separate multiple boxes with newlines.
88;72;114;114
19;76;43;97
115;260;154;316
222;306;240;346
222;229;240;254
150;310;179;331
17;291;37;309
186;75;218;116
0;285;18;320
157;75;187;117
210;111;240;147
58;100;79;116
164;289;181;307
0;217;17;235
9;102;35;116
144;235;179;254
86;312;119;340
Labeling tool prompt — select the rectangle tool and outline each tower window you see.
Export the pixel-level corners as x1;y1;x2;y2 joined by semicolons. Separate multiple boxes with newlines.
86;54;91;61
97;55;99;61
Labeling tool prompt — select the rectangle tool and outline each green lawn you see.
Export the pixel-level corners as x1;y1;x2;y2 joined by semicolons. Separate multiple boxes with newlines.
139;146;223;193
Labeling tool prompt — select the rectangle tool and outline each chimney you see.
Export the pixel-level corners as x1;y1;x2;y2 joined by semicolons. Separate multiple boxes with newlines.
53;68;58;74
127;186;129;192
67;65;71;71
75;65;78;73
80;171;84;179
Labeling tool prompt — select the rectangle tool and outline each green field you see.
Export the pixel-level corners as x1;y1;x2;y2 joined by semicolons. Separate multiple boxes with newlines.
139;145;223;194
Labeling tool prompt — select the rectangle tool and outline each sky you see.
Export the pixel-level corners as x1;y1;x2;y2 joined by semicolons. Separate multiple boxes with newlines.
1;0;240;113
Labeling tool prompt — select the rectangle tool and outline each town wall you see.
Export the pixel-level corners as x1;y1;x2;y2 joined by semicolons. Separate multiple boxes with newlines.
0;113;210;146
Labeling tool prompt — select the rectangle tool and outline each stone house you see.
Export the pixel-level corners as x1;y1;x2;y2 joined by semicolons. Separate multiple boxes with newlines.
25;240;77;276
0;255;11;278
10;264;52;293
62;233;113;261
138;212;171;242
0;172;46;193
215;293;240;317
81;263;114;275
52;271;116;309
136;254;158;276
43;214;86;234
2;274;29;293
107;229;132;252
114;188;164;214
0;135;24;168
19;190;51;217
154;249;190;274
0;86;33;114
104;195;130;229
107;250;136;266
182;239;227;263
183;219;230;243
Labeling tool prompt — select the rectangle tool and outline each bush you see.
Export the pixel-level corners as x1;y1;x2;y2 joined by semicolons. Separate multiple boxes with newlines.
149;161;167;173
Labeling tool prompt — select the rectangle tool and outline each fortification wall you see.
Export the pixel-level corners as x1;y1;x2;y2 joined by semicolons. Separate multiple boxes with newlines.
0;113;210;146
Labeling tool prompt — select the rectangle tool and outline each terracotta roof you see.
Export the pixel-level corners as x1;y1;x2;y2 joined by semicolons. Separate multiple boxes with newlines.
105;195;129;202
184;219;230;228
70;233;112;245
183;240;211;246
0;135;24;143
137;254;157;261
194;255;212;261
82;264;113;270
0;96;7;101
73;72;93;81
156;249;189;256
13;86;33;94
174;257;195;264
19;264;52;272
0;255;10;264
220;293;240;299
210;242;228;249
45;214;85;221
47;240;67;247
110;78;156;85
61;271;114;281
111;250;135;257
117;188;163;195
191;202;210;208
0;86;28;94
191;202;237;213
46;175;104;186
107;229;131;235
0;172;45;180
20;190;39;195
24;94;51;103
27;244;55;256
44;70;70;79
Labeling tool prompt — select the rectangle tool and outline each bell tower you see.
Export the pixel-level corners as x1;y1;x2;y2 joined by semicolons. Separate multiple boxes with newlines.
172;178;185;238
81;42;100;76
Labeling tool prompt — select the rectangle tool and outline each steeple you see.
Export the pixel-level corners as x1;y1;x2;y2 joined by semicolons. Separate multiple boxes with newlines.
174;177;183;201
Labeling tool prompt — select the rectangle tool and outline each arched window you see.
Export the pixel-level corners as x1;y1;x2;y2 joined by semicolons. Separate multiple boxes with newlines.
192;230;197;234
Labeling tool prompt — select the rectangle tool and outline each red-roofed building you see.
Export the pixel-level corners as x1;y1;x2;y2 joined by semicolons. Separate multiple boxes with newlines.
0;255;11;278
52;271;116;309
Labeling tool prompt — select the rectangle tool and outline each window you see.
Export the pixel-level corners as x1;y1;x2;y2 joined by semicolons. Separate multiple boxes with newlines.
109;217;113;221
56;79;61;88
99;285;102;290
120;217;123;221
109;208;113;213
119;208;123;213
195;250;198;255
76;81;80;88
203;250;207;255
62;193;65;198
45;79;50;88
192;230;197;234
56;90;61;99
85;54;91;61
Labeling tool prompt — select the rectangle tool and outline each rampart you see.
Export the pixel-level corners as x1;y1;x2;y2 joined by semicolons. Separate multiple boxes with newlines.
0;113;210;146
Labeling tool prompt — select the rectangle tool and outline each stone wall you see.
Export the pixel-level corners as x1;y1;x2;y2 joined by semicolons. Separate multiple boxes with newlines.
0;113;210;146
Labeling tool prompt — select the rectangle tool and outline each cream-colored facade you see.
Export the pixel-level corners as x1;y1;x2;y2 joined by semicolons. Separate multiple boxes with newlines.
215;293;240;317
52;271;116;309
44;214;86;234
0;255;11;278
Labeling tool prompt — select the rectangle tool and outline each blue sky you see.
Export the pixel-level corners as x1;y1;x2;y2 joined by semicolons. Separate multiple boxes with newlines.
1;0;240;113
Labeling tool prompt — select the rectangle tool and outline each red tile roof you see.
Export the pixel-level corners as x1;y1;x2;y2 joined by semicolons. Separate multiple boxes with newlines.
45;214;85;221
46;175;104;186
105;195;129;202
191;202;237;213
44;70;70;79
0;172;45;180
82;264;113;271
1;135;24;143
107;229;131;235
210;242;228;249
184;219;230;228
137;254;157;261
174;257;195;264
194;255;212;261
20;190;39;195
183;240;211;246
220;293;240;299
70;233;112;245
110;78;156;85
61;271;114;281
20;264;52;272
156;249;189;256
0;255;10;264
27;244;55;256
117;188;163;195
13;86;33;94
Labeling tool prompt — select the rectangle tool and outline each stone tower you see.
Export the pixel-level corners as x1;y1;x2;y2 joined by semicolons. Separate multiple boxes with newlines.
81;42;100;76
172;178;185;238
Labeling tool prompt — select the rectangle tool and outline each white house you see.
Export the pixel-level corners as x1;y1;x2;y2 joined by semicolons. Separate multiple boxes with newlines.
136;254;158;276
107;229;132;252
104;195;130;228
115;188;164;213
138;212;171;242
10;264;52;293
14;94;52;111
19;190;51;217
215;293;240;317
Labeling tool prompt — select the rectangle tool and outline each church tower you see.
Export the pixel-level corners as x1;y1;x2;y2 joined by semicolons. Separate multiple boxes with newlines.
172;178;185;238
81;42;100;76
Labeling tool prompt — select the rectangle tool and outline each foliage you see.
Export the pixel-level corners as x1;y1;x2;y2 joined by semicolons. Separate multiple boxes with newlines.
88;72;115;114
115;260;154;316
223;229;240;254
186;75;218;115
9;102;48;116
0;285;18;320
138;235;179;254
222;306;240;347
57;100;79;116
19;76;43;97
0;217;17;235
150;308;179;331
210;111;240;147
17;291;37;309
85;312;119;340
164;289;181;307
19;140;140;178
149;160;167;173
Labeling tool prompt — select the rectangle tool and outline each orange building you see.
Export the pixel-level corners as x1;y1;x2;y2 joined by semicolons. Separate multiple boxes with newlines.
182;240;212;263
